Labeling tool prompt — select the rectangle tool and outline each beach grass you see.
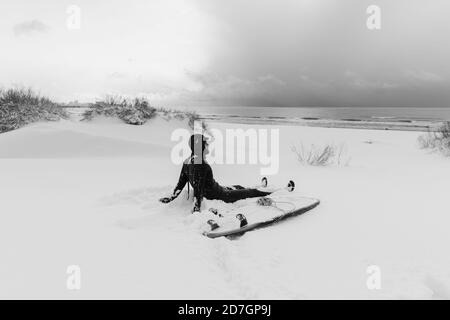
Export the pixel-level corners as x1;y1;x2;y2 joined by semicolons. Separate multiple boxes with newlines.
291;143;350;166
418;121;450;155
0;88;67;133
82;95;204;129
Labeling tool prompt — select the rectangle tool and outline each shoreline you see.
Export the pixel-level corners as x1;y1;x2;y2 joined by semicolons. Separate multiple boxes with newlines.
199;114;445;132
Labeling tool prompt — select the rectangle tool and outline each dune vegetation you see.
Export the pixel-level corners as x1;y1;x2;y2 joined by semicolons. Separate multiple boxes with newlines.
0;88;67;133
418;122;450;156
0;89;203;134
81;95;201;129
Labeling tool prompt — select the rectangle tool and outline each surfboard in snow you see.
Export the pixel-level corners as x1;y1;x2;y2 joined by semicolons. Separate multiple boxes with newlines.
203;193;320;239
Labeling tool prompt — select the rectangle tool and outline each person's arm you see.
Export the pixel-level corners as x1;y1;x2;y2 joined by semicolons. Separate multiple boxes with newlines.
159;164;188;203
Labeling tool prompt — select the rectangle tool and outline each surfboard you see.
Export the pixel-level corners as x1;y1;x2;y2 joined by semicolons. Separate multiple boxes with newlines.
203;193;320;239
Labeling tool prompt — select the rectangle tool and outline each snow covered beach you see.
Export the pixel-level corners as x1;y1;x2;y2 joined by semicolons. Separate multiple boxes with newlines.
1;115;450;299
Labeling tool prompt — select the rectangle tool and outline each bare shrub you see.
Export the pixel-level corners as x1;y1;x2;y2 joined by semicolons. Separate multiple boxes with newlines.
82;96;206;129
155;107;206;130
418;122;450;155
82;96;156;125
0;87;67;133
291;143;351;166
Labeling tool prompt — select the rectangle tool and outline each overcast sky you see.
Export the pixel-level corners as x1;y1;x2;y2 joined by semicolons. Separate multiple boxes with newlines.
1;0;449;107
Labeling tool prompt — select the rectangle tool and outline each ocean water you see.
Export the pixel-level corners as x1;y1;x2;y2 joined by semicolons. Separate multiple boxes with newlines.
192;106;450;122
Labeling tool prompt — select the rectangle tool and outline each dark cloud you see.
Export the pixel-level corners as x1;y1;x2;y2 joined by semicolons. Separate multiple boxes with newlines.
13;20;49;36
188;0;450;107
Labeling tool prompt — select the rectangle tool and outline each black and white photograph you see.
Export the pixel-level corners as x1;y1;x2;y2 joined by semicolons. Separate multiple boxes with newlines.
1;0;450;304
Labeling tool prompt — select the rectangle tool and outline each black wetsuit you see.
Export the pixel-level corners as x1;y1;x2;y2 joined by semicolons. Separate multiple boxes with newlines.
173;155;271;209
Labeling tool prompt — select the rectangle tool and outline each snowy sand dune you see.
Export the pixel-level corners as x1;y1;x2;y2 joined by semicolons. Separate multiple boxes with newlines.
1;117;450;299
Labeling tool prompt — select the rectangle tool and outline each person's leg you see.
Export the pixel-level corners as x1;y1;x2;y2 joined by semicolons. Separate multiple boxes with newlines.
219;188;272;203
223;185;245;191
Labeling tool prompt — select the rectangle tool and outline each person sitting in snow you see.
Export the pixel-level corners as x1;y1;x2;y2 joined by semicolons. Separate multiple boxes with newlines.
159;134;273;213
